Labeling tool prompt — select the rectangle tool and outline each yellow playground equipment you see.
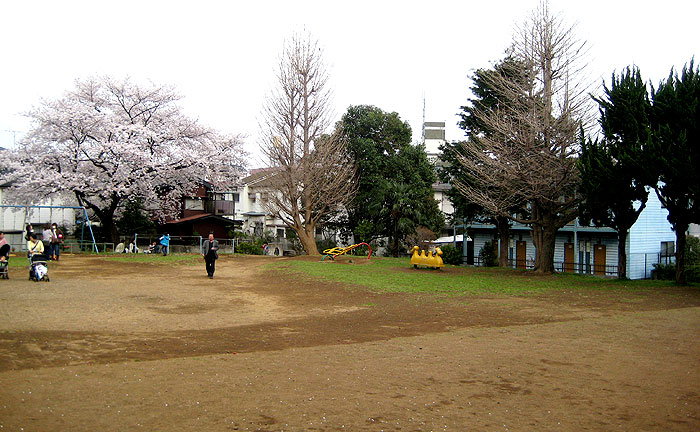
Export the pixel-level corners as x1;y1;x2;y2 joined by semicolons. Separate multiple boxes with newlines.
322;242;372;261
410;246;444;269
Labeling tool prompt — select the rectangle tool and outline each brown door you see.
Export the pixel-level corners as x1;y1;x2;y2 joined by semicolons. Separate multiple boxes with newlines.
516;241;527;269
564;243;574;272
594;244;606;275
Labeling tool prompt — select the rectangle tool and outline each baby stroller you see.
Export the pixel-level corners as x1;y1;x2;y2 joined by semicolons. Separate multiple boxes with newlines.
0;244;10;279
29;253;50;282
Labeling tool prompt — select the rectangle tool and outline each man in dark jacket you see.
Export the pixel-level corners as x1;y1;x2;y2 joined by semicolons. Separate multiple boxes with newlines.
202;233;219;279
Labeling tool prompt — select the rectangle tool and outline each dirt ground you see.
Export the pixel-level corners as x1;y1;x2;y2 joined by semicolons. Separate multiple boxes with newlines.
0;254;699;431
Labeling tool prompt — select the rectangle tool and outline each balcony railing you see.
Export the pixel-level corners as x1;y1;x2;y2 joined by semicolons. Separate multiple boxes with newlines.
205;200;235;215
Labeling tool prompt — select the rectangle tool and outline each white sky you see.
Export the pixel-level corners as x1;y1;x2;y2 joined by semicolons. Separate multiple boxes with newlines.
1;0;697;167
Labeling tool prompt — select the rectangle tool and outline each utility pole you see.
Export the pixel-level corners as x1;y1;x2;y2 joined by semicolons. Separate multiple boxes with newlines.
4;130;21;146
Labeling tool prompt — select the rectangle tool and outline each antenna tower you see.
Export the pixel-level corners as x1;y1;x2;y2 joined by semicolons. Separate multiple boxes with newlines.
421;93;426;142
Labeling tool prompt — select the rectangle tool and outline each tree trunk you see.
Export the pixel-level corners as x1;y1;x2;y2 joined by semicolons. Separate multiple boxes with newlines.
532;225;557;273
295;224;319;256
617;229;628;279
496;216;510;267
100;214;119;245
76;193;120;243
675;225;688;285
391;232;401;258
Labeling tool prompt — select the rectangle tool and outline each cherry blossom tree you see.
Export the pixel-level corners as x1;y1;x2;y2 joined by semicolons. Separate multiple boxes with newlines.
2;77;245;241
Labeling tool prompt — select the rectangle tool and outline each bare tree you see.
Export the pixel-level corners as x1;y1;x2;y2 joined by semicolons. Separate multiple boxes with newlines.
455;1;592;273
260;34;356;255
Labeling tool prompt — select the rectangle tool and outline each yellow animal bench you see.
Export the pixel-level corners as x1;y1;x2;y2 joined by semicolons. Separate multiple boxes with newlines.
410;246;444;269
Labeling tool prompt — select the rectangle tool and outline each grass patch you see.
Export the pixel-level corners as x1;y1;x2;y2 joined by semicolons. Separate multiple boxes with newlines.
102;254;202;266
267;257;676;295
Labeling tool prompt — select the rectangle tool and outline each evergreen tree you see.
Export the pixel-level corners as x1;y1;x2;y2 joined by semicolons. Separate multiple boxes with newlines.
453;4;590;274
116;199;157;237
579;66;654;279
650;59;700;285
338;105;444;256
446;57;525;266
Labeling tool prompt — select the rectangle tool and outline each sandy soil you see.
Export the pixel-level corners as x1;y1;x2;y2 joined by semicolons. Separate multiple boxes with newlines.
0;254;698;431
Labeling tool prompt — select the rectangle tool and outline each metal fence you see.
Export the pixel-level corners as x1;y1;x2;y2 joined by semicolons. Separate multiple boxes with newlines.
62;241;114;253
5;238;113;254
470;252;672;279
118;235;236;255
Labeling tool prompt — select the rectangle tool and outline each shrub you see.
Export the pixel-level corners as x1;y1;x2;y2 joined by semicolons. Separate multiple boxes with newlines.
687;236;700;266
440;244;463;265
479;241;499;267
353;244;372;257
237;241;263;255
316;238;338;254
652;263;676;280
405;226;437;250
652;237;700;282
686;266;700;282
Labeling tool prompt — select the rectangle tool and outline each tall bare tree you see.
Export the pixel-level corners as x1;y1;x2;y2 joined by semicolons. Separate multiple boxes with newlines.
454;1;592;273
260;34;356;255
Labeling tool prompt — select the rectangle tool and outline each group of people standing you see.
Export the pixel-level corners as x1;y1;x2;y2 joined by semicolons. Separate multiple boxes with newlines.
25;223;63;260
122;233;170;255
20;224;221;279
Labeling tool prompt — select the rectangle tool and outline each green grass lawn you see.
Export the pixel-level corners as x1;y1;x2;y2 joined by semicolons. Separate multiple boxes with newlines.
268;257;676;295
102;254;202;265
5;253;203;268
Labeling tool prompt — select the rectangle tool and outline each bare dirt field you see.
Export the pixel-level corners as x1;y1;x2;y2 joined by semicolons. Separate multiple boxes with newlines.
0;254;699;431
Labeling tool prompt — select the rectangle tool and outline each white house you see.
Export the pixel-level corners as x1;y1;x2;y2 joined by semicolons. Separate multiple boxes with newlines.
233;168;288;239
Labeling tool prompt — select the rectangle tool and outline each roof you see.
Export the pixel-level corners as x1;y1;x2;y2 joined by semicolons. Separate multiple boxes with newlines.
241;167;280;187
432;234;472;244
164;213;241;226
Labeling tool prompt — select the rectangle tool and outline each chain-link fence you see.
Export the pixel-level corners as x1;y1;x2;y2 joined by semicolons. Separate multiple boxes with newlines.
116;235;235;255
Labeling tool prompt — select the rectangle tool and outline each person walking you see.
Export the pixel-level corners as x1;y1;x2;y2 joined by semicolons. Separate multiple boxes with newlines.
49;223;63;261
42;225;52;258
201;233;219;279
159;233;170;256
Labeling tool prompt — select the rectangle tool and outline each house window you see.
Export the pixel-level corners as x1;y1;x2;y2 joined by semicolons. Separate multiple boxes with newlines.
660;241;675;264
233;193;239;203
276;228;285;238
661;241;675;265
660;241;675;257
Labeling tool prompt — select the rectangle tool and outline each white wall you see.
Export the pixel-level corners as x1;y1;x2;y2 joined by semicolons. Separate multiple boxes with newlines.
628;187;676;279
433;190;454;217
1;190;79;251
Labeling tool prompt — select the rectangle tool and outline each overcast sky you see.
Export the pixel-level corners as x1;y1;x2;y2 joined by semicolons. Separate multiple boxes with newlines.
1;0;697;167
